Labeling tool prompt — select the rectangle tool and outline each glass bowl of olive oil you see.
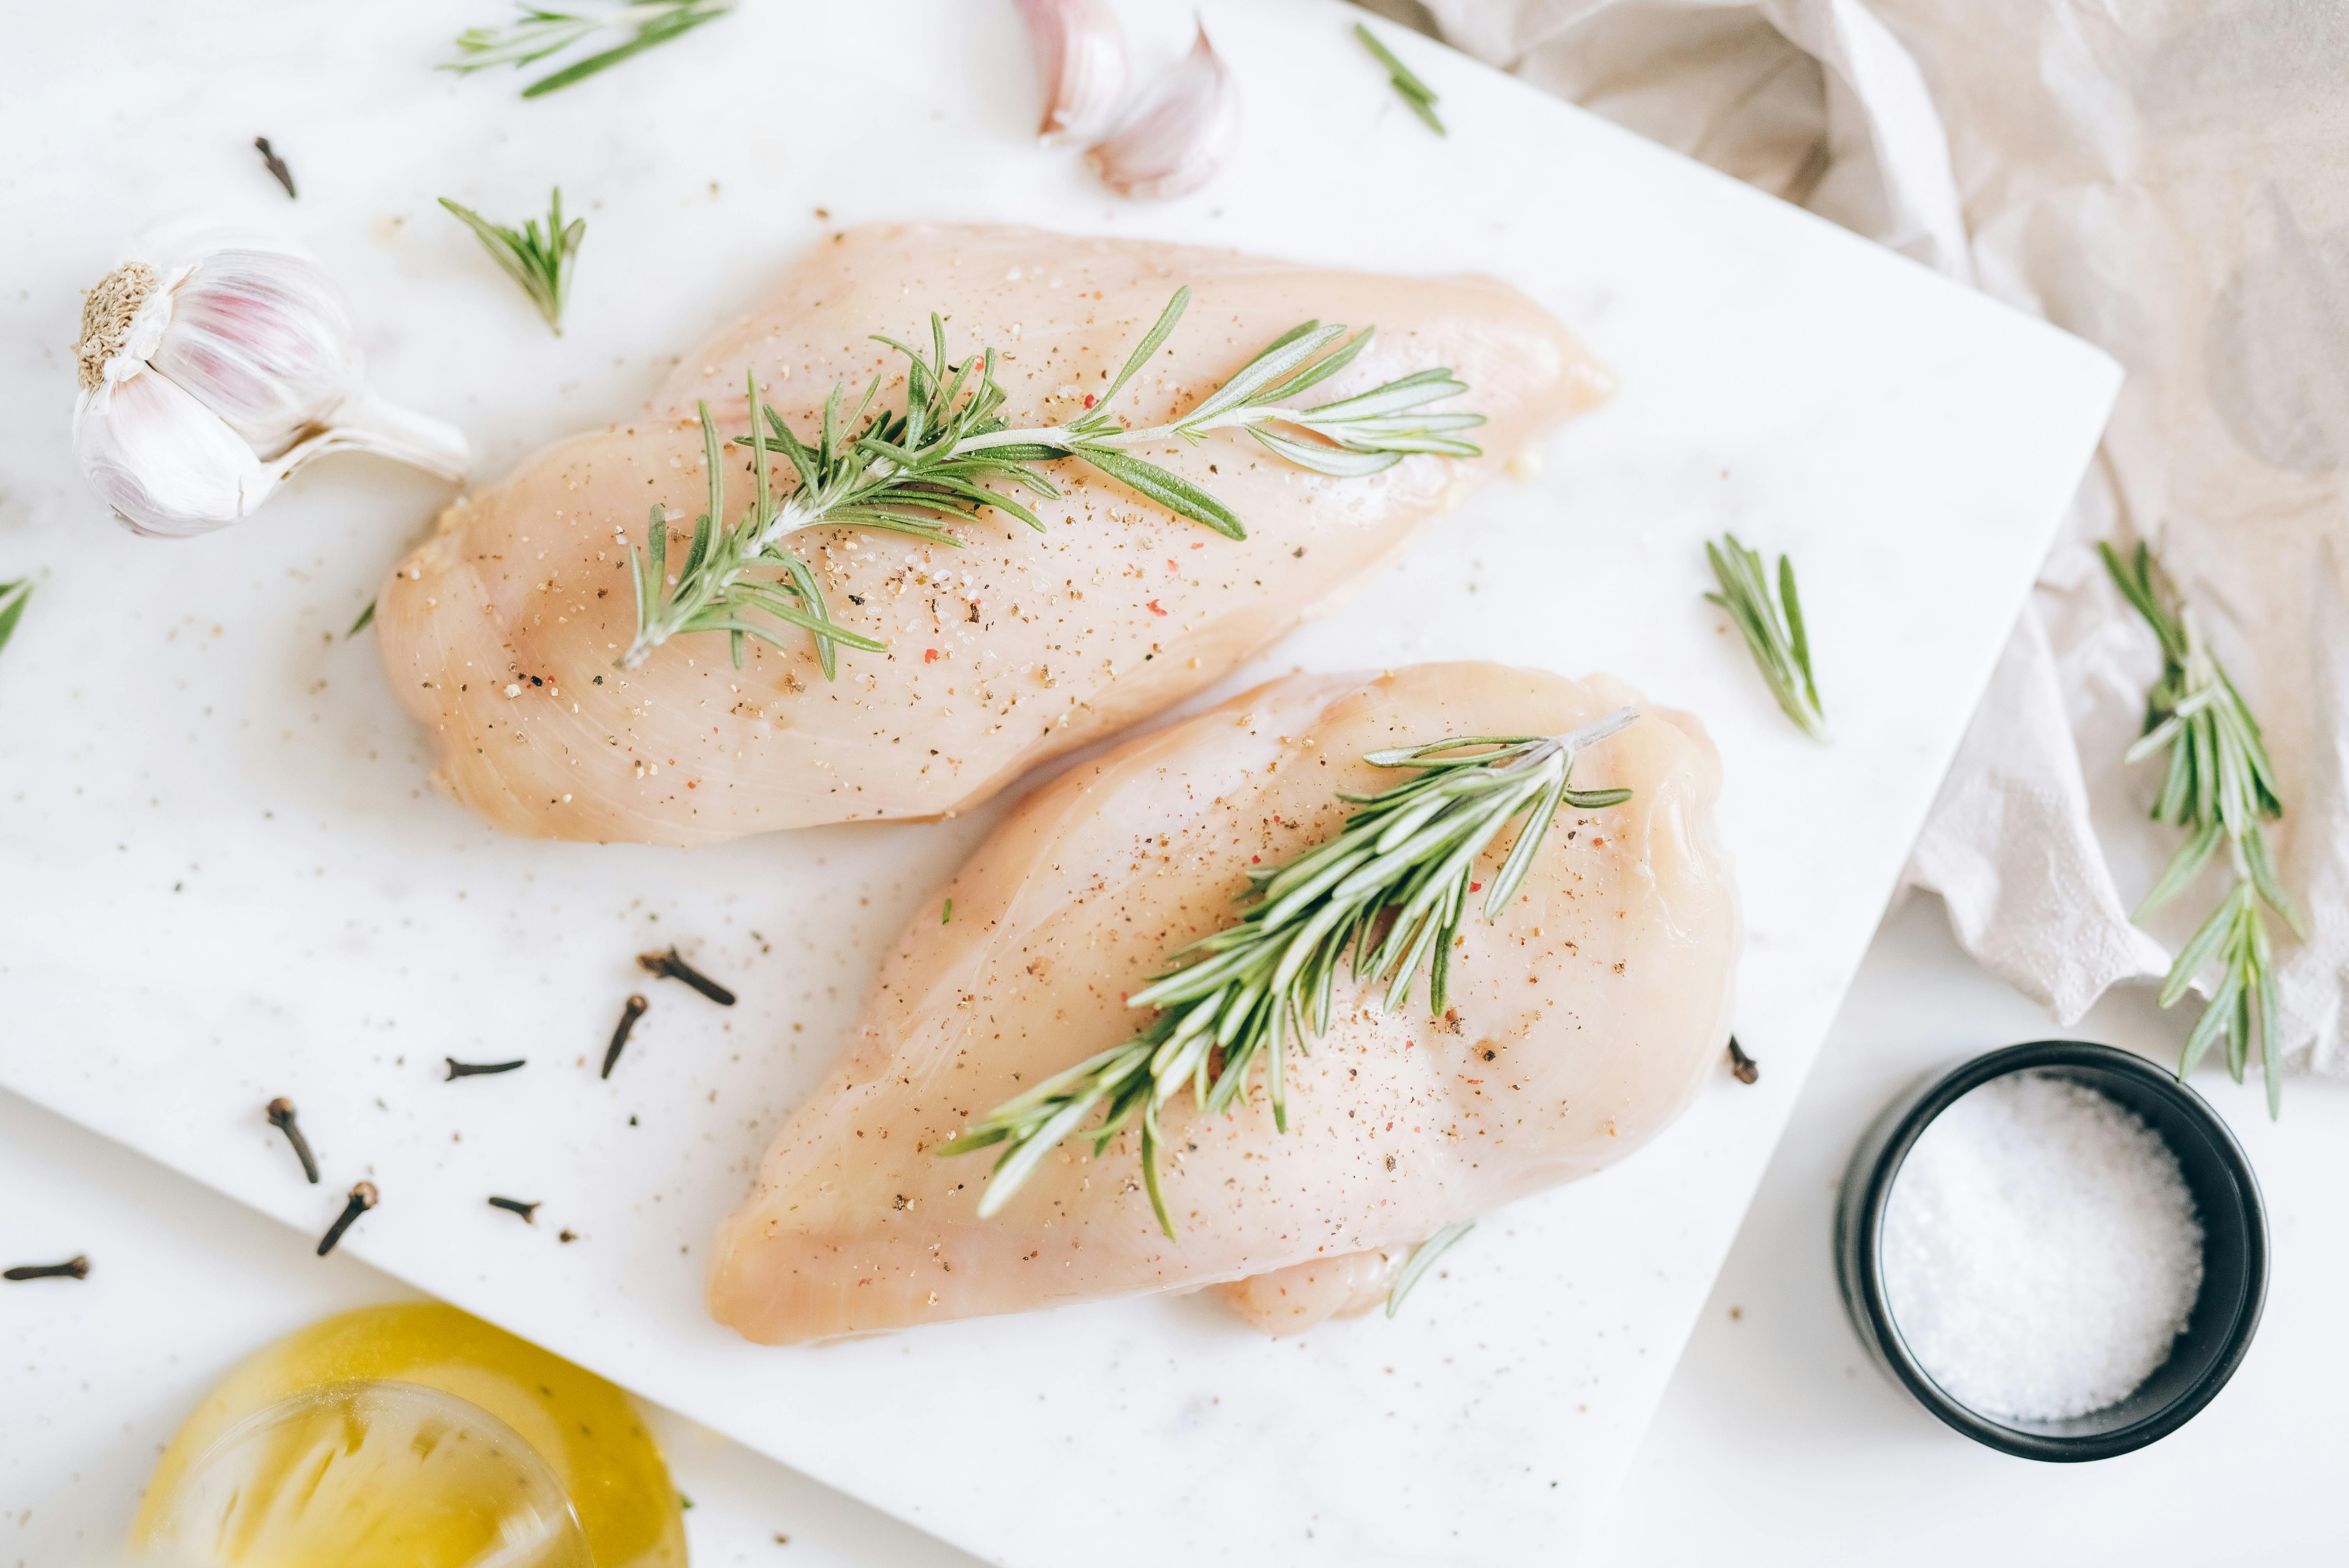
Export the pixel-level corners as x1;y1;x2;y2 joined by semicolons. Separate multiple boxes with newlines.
129;1303;686;1568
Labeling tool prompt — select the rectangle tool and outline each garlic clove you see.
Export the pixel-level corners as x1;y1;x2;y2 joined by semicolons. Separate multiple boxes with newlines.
1086;22;1240;201
150;246;365;458
1016;0;1128;144
73;369;275;539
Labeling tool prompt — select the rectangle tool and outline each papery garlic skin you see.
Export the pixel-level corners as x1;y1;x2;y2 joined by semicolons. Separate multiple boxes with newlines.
1016;0;1127;143
149;247;366;456
1086;23;1239;201
75;370;271;535
71;223;468;539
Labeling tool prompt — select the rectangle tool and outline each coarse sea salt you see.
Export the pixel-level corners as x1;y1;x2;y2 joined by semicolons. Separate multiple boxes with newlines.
1881;1072;2204;1420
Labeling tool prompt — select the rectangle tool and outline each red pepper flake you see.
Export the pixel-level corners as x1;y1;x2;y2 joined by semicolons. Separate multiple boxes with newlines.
1083;393;1096;408
1191;542;1205;549
1148;600;1167;616
1251;854;1261;863
1470;882;1483;893
924;649;941;663
1166;559;1178;570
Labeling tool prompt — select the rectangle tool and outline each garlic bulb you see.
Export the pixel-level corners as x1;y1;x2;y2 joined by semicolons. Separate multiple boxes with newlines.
1016;0;1128;144
1086;23;1240;202
72;221;468;538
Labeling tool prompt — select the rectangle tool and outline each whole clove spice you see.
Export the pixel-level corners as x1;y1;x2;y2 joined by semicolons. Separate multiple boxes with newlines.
446;1057;527;1080
4;1256;90;1283
253;136;297;198
1727;1037;1760;1085
637;946;736;1006
487;1196;541;1222
316;1181;378;1256
266;1097;320;1183
602;993;649;1079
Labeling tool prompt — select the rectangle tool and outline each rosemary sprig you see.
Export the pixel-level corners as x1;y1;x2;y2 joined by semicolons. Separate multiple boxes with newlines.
1355;23;1445;135
1705;532;1823;739
939;708;1638;1238
2102;541;2302;1115
440;189;585;334
624;287;1484;671
445;2;729;97
0;579;29;660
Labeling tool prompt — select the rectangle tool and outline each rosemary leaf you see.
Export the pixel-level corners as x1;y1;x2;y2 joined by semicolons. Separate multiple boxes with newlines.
446;2;729;97
347;597;376;638
2102;541;2298;1114
1705;532;1825;739
1355;23;1447;136
440;189;585;334
524;2;725;96
0;578;29;659
1073;446;1246;539
940;708;1639;1238
1387;1221;1474;1317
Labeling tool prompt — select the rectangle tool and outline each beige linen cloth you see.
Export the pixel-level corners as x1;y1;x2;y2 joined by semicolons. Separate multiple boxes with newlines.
1374;0;2349;1074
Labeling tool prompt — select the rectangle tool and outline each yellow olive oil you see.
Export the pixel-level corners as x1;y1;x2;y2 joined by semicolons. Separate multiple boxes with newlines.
130;1303;686;1568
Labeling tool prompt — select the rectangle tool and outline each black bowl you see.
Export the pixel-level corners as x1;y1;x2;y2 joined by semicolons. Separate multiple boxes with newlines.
1834;1040;2267;1461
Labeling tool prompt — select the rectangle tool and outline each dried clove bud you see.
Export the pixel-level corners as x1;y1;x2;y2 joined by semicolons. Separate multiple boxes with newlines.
316;1181;378;1256
1727;1037;1759;1085
636;947;736;1006
446;1057;526;1080
488;1196;541;1222
266;1097;320;1183
602;993;650;1079
253;136;297;199
4;1256;90;1283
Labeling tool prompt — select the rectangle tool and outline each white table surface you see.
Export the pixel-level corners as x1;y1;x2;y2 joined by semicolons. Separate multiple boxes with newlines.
9;891;2344;1568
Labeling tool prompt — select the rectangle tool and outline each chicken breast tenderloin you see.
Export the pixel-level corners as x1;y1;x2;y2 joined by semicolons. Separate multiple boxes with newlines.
707;663;1740;1344
376;225;1609;845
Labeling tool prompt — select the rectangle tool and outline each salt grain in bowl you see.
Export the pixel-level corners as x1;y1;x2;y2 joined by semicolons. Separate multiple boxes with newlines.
1880;1072;2205;1420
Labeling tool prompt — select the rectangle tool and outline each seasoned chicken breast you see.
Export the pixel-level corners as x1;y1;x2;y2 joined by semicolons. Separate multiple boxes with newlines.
375;225;1609;845
707;663;1740;1344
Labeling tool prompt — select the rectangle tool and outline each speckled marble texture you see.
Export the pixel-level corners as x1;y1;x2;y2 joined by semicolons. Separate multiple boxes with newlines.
0;2;2117;1564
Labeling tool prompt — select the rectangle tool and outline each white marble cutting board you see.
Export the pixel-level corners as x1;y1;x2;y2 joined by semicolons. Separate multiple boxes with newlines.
0;3;2119;1564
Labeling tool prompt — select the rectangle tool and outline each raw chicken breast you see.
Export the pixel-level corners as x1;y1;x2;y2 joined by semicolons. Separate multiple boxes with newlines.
375;225;1609;845
707;663;1740;1344
1213;1248;1410;1335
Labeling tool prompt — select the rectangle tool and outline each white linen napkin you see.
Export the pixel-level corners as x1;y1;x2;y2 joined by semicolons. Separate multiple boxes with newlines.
1392;0;2349;1073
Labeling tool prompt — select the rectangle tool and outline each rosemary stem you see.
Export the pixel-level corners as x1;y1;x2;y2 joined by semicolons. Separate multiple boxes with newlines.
947;425;1073;456
949;405;1296;458
750;496;819;553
